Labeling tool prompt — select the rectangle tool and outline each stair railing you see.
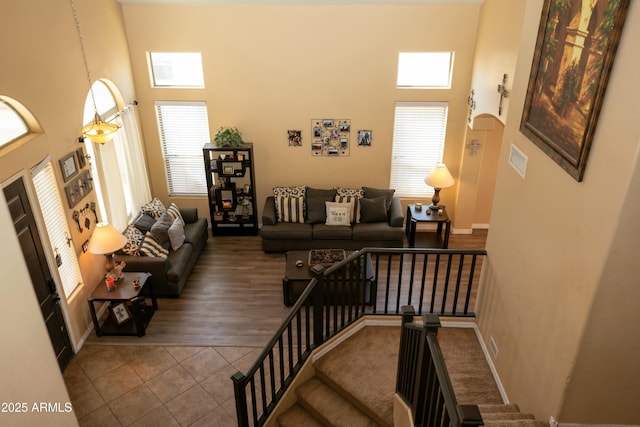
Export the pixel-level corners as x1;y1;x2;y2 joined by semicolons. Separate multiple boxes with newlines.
232;247;487;427
396;306;484;427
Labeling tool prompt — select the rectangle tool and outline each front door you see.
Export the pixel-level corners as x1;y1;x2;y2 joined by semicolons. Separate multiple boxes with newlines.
4;178;74;371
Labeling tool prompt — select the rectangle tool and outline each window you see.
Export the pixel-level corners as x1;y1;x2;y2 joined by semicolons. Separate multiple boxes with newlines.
155;101;210;196
32;160;84;298
0;98;30;147
389;102;448;197
149;52;205;88
397;52;454;88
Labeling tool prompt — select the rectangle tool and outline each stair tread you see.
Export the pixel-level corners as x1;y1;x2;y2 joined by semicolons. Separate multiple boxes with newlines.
484;420;548;427
297;377;378;427
482;412;536;420
277;404;324;427
478;403;521;413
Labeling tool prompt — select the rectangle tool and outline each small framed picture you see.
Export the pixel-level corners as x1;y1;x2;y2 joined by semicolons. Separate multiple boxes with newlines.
223;165;234;175
110;302;132;326
76;147;86;168
59;152;79;182
288;130;302;146
358;130;372;146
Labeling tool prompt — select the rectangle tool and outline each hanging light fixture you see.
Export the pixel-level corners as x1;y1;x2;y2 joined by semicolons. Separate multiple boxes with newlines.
71;0;120;144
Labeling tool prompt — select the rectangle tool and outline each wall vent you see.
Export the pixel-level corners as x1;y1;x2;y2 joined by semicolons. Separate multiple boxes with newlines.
489;335;499;359
508;143;528;178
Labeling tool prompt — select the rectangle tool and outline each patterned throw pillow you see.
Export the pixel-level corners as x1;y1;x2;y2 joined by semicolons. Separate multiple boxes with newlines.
325;202;351;226
335;187;364;223
139;232;169;258
166;203;185;225
121;225;143;255
141;198;167;219
273;186;306;222
275;196;305;223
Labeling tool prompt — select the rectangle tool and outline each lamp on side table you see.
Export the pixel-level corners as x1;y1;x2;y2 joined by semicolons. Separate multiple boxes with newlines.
88;222;127;279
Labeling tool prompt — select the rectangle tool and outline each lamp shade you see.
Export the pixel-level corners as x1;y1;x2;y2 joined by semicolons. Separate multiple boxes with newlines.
425;163;455;189
88;222;127;255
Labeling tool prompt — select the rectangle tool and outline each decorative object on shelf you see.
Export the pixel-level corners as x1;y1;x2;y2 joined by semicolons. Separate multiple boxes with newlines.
288;130;302;146
425;163;455;209
213;127;244;148
88;222;127;277
357;130;372;146
71;0;120;143
496;73;509;116
109;302;132;326
59;152;79;182
105;276;116;292
311;119;350;156
520;0;630;182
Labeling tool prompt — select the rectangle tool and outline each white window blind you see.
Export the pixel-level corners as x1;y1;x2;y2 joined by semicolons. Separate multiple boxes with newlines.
32;160;83;298
389;102;448;197
155;101;209;196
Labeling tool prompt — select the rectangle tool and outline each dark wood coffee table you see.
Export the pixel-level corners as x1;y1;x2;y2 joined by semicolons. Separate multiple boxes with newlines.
282;251;374;306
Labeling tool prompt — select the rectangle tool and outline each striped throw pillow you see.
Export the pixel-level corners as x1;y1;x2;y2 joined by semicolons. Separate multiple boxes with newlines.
276;196;305;223
139;232;169;258
166;203;185;225
335;195;361;223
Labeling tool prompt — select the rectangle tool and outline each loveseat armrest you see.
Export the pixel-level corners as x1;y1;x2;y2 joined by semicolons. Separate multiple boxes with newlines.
115;254;169;283
179;207;198;224
262;196;277;226
388;197;404;227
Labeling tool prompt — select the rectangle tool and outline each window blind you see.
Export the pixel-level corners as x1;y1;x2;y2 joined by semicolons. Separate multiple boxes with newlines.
32;160;83;298
389;102;448;197
155;101;210;196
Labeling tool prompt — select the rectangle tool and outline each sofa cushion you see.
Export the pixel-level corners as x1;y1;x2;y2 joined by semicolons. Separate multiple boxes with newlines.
352;222;405;241
133;213;156;233
325;201;352;226
141;197;166;219
362;187;395;212
122;225;143;255
261;222;313;240
166;203;185;225
360;196;389;223
276;196;305;223
313;224;353;240
139;232;169;258
183;218;208;244
305;187;336;224
150;211;173;249
168;218;185;250
166;243;194;283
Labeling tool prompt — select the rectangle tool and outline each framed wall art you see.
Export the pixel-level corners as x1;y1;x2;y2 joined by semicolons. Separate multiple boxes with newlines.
59;152;79;182
358;130;372;146
311;119;350;156
288;130;302;146
520;0;630;182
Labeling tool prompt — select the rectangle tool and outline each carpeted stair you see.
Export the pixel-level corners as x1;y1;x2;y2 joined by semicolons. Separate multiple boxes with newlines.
275;325;547;427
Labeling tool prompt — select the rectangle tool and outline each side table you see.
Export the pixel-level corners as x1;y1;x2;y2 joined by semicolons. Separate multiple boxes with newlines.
405;204;451;248
88;272;156;337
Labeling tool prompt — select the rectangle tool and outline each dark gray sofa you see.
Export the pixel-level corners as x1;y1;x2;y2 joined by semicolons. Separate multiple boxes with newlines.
260;187;405;252
115;208;208;297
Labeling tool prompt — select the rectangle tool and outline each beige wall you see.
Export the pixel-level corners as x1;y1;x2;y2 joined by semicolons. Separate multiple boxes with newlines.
0;0;137;352
122;3;482;223
477;0;640;423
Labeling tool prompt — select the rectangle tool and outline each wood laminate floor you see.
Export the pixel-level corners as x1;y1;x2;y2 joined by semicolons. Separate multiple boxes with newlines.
86;230;487;348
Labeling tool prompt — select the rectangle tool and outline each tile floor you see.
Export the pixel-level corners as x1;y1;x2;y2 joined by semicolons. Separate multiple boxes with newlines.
63;344;263;426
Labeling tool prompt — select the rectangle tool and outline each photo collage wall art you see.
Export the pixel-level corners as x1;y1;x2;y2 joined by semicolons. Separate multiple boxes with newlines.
311;119;350;157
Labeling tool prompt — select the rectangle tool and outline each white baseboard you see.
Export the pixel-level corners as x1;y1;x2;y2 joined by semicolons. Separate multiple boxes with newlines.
472;223;490;229
451;228;473;235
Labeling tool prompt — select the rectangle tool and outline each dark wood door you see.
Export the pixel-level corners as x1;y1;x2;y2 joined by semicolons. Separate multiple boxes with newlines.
4;178;74;371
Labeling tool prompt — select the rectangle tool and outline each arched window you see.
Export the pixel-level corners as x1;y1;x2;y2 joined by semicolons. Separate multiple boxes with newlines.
82;81;150;231
0;96;33;149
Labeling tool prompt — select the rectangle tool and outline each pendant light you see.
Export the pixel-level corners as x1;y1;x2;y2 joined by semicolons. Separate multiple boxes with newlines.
71;0;120;144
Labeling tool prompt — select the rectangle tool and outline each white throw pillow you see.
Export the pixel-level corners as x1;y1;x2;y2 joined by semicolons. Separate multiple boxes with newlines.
168;218;186;250
325;202;351;226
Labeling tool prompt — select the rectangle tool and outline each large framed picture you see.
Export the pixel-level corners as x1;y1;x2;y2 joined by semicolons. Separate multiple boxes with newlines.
520;0;630;182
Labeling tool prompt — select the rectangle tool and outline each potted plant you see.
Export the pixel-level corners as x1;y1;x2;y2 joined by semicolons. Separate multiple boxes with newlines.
214;127;244;148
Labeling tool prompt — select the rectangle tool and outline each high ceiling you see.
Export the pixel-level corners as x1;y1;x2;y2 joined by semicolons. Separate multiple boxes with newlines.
116;0;483;5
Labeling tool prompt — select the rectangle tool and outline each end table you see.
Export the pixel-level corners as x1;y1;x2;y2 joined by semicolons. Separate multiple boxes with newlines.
88;272;156;337
405;204;451;248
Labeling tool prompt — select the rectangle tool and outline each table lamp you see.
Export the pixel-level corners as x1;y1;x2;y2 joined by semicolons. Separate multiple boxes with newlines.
88;222;127;276
425;163;455;209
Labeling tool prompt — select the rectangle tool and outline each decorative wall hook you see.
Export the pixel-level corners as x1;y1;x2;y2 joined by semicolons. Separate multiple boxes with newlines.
467;89;476;124
72;210;83;232
497;74;509;116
